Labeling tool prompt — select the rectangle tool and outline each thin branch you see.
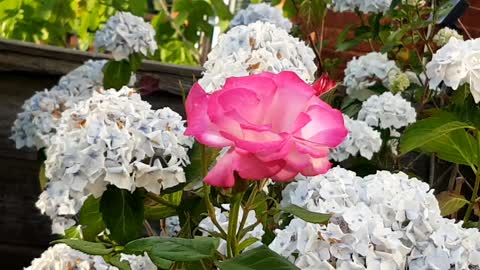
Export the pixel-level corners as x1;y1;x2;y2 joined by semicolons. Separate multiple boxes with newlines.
458;19;473;40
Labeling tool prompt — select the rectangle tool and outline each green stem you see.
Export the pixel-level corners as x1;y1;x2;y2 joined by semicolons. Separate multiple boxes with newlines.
464;172;480;223
203;185;227;238
227;192;243;257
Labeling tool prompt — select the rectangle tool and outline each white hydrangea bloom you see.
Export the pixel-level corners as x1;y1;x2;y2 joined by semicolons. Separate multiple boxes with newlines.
426;38;480;102
330;0;392;14
25;244;156;270
433;27;464;47
40;87;192;234
272;167;480;269
24;243;117;270
330;115;382;162
357;92;416;129
120;252;156;270
388;71;411;93
230;3;292;32
343;52;401;95
10;60;114;150
198;204;264;255
95;12;157;60
199;21;317;93
35;181;86;235
165;216;181;236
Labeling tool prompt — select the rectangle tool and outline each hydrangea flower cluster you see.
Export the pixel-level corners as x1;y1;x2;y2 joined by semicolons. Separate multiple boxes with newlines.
95;12;157;61
358;92;417;129
272;167;480;269
24;243;155;270
330;0;392;14
230;3;292;32
199;22;317;93
388;71;411;93
343;52;402;95
199;205;264;255
433;27;463;47
426;38;480;102
165;216;182;236
330;115;382;162
38;87;192;234
10;60;110;150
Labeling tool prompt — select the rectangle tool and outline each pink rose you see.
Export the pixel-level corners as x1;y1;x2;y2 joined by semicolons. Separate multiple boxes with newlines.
185;71;347;187
312;73;337;96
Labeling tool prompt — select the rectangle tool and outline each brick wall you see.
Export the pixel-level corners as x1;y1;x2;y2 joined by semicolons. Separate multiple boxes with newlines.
320;5;480;76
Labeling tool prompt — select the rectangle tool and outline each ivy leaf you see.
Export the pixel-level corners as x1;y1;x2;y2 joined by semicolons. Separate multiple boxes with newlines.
79;196;106;241
100;186;144;245
437;191;469;216
218;245;299;270
283;205;331;224
53;239;113;255
103;60;132;90
124;236;219;263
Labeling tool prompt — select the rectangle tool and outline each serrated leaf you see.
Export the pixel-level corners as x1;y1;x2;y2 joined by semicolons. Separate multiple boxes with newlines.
218;245;298;270
437;191;469;216
124;236;219;262
100;186;144;245
53;239;113;255
283;205;331;224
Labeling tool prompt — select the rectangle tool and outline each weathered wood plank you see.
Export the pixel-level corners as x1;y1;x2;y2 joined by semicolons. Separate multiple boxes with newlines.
0;38;203;96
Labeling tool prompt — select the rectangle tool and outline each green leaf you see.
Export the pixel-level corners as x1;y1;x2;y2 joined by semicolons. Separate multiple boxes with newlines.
210;0;233;20
128;52;143;71
104;254;132;270
400;117;474;154
53;239;113;255
389;0;400;10
421;129;479;167
283;205;331;224
436;191;469;216
39;162;48;190
336;38;362;52
145;191;182;220
124;236;219;263
238;237;260;253
64;226;83;239
79;196;106;241
218;245;299;270
348;88;377;101
128;0;147;16
452;84;471;106
103;60;132;90
100;186;144;245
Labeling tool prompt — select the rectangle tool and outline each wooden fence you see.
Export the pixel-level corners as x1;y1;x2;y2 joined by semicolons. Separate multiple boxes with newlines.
0;38;201;269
